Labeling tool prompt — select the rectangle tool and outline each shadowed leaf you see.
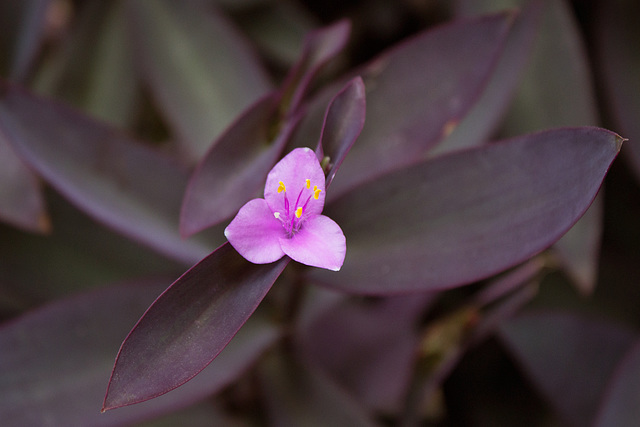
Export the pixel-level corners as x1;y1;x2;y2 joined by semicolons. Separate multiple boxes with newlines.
127;0;272;160
0;83;219;264
499;311;635;427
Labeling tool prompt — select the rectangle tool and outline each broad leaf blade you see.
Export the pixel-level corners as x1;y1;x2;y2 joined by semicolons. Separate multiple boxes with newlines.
311;127;622;294
0;280;280;426
103;243;289;410
315;76;366;188
0;83;218;264
499;311;635;427
128;0;272;159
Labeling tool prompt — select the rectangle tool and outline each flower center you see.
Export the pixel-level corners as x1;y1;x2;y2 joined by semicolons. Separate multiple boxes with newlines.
273;179;321;237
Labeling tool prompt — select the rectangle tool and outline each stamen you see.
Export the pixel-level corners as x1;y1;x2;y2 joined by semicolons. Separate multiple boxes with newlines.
295;207;303;218
306;179;311;189
313;186;321;200
277;181;286;193
274;212;280;219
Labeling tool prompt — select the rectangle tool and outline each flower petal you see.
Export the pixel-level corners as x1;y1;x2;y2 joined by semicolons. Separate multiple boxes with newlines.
224;199;286;263
264;147;326;217
280;214;346;271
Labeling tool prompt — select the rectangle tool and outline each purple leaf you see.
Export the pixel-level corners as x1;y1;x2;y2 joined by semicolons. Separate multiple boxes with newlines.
103;243;289;410
595;0;640;182
0;133;48;233
315;76;366;188
179;94;295;237
0;280;280;426
295;12;515;198
127;0;272;160
259;349;377;427
499;311;636;427
0;83;219;264
596;338;640;427
310;127;622;294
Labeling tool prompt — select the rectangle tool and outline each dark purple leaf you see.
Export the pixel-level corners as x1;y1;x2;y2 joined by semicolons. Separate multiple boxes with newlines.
0;280;280;426
33;1;138;127
259;349;377;427
0;0;50;80
294;12;515;199
315;76;366;188
595;338;640;427
310;127;622;294
0;82;220;264
297;294;433;413
103;243;289;410
499;311;636;427
0;133;48;233
595;0;640;181
0;191;183;303
279;19;351;113
127;0;272;160
179;94;296;237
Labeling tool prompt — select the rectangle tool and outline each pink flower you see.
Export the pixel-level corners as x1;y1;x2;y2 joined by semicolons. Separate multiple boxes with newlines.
224;147;346;271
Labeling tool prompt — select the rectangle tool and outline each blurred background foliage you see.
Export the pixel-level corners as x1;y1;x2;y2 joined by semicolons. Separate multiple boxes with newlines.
1;0;640;426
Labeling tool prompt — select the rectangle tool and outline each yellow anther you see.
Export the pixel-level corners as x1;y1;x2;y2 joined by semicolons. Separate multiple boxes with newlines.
295;207;303;218
274;212;280;219
313;186;321;200
277;181;286;193
306;179;311;189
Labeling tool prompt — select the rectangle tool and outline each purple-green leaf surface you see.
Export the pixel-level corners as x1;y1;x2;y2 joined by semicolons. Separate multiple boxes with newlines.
33;0;138;128
310;127;622;294
434;0;542;155
499;311;636;427
127;0;272;160
596;338;640;427
315;76;366;188
296;12;514;198
0;280;280;426
0;83;219;265
103;243;289;410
